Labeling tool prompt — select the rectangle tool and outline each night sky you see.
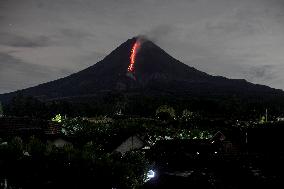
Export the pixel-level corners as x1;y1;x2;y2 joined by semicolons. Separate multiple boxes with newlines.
1;0;284;94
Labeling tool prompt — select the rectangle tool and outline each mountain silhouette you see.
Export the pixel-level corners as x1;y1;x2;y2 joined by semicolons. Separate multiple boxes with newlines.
0;37;283;103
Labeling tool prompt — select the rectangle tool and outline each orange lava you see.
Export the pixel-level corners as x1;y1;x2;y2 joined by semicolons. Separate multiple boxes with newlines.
128;41;141;72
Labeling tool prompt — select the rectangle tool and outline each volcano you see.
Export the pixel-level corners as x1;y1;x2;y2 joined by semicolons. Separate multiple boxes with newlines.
0;37;283;103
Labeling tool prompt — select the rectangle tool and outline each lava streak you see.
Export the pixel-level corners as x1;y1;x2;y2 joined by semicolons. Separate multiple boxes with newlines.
128;40;141;72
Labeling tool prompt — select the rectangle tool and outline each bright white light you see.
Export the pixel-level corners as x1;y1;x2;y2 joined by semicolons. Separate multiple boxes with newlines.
196;152;200;155
148;170;155;178
214;151;218;154
145;170;155;182
142;146;150;149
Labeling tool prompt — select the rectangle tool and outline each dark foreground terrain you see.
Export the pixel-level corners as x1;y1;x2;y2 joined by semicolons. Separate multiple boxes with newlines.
1;152;284;189
144;153;284;188
1;116;284;188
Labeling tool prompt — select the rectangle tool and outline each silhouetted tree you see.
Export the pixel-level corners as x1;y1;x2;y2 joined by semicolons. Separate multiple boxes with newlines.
6;93;48;118
156;105;176;122
8;137;24;160
0;101;3;116
27;136;46;159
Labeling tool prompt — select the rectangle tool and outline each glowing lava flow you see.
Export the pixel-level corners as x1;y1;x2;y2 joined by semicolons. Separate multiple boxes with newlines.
128;40;141;72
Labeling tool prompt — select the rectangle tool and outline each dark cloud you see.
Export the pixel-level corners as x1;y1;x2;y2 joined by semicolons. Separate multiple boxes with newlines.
0;52;60;93
0;32;50;47
0;52;52;76
59;29;94;39
0;52;22;65
247;65;275;81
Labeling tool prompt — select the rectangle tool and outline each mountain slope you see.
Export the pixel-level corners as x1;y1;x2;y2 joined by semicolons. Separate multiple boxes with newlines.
0;37;283;102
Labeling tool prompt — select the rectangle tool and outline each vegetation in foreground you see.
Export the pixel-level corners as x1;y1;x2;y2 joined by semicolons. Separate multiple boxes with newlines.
1;94;284;188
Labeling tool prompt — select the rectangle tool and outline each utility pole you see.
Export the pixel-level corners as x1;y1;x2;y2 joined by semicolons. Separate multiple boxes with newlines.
265;108;268;122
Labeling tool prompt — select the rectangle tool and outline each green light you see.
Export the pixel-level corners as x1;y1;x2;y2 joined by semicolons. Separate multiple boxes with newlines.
52;114;62;123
